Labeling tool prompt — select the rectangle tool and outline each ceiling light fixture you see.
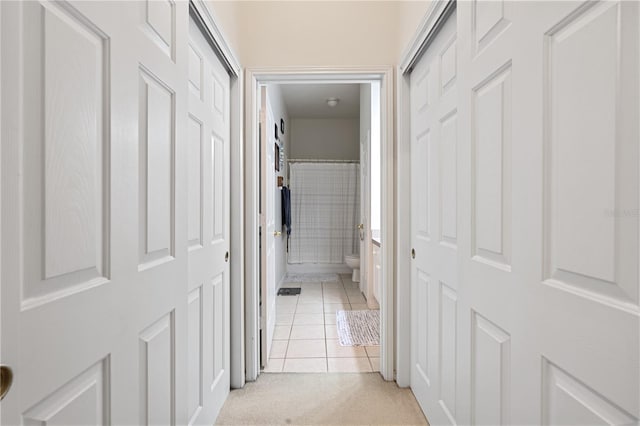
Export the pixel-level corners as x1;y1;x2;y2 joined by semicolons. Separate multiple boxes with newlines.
326;97;339;107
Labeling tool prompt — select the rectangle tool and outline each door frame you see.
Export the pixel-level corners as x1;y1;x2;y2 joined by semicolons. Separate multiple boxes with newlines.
189;0;245;389
244;67;395;381
396;0;456;387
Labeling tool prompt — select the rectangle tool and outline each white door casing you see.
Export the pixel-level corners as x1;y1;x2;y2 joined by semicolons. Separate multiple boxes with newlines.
410;9;459;425
243;68;395;381
1;2;232;424
409;1;639;425
187;13;231;424
259;87;277;369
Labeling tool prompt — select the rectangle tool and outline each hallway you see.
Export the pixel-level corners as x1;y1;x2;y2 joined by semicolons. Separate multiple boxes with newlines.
1;1;638;425
215;373;428;425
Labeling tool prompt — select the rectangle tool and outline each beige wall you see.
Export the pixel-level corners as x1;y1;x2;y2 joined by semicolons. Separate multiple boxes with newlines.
207;1;242;58
208;1;431;67
290;118;360;161
397;1;432;60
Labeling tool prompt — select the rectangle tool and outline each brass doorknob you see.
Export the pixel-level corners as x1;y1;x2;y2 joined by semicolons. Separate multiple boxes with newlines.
411;248;416;259
274;231;282;237
224;251;229;262
1;365;13;401
357;223;364;230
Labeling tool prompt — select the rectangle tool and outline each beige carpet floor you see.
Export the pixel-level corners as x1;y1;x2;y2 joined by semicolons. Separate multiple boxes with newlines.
215;373;429;425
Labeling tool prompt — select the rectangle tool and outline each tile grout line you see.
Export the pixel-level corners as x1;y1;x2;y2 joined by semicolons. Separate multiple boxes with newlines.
323;280;329;372
281;292;296;366
276;276;376;373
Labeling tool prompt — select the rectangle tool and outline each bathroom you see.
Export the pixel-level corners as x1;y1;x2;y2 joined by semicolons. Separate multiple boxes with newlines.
259;82;383;373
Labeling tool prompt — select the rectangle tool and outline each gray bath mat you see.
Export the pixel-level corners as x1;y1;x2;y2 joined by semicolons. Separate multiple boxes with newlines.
336;310;380;346
277;287;301;296
284;273;340;283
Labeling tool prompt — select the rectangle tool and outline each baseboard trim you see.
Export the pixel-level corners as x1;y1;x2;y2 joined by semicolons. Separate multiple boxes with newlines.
276;272;286;292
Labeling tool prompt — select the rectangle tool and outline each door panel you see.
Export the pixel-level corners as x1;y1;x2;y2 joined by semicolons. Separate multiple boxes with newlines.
471;64;512;271
187;287;203;422
460;0;639;423
187;14;231;424
139;67;175;269
139;312;175;426
544;0;632;302
470;312;510;425
410;1;639;425
410;9;458;426
19;0;111;308
21;360;110;425
1;1;186;424
1;2;231;425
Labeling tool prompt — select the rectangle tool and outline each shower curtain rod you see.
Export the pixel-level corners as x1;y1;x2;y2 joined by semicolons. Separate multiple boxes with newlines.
287;158;360;163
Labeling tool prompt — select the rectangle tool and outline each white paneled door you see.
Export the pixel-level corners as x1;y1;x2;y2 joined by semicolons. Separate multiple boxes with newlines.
187;13;231;425
410;1;639;425
259;87;277;368
1;2;231;424
410;9;459;426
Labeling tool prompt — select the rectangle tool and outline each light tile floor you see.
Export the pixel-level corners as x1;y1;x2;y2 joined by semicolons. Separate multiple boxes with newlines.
264;274;380;373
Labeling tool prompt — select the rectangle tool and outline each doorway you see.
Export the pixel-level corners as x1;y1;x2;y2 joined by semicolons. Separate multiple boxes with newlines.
244;68;395;381
259;82;381;373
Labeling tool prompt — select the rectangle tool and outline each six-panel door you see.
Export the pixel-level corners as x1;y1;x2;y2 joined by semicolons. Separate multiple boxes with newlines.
187;12;231;425
410;1;639;424
410;9;459;426
0;2;231;424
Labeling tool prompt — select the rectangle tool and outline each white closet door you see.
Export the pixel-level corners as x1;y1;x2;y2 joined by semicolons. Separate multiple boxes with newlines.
410;1;639;425
187;14;231;424
458;2;640;425
0;2;231;424
458;1;639;423
410;9;459;426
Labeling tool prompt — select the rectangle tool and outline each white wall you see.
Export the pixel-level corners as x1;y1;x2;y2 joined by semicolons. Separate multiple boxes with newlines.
267;85;289;290
290;118;360;160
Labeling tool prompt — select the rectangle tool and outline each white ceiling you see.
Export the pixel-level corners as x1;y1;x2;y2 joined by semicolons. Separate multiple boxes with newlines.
278;83;361;119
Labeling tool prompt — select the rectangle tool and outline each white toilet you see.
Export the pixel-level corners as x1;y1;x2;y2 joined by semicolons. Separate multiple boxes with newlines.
345;254;360;282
